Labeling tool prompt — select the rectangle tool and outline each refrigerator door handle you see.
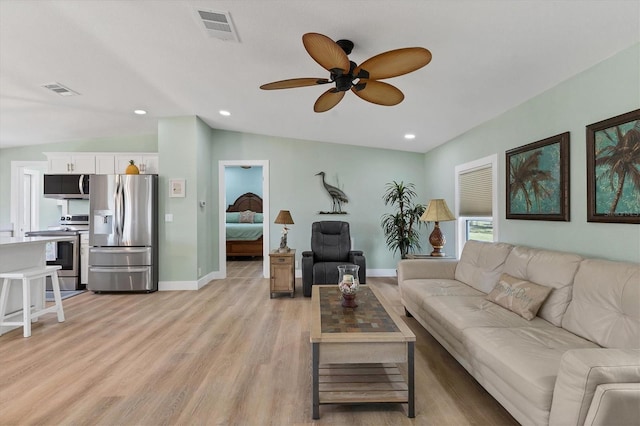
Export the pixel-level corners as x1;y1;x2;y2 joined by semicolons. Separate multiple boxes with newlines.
90;267;149;273
114;177;123;243
90;248;150;254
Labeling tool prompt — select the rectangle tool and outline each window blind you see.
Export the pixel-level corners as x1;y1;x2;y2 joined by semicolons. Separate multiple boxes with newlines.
459;166;492;216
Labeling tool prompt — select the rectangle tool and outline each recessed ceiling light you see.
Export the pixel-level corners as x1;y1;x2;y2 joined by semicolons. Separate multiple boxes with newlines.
404;134;416;140
134;109;147;115
219;110;231;116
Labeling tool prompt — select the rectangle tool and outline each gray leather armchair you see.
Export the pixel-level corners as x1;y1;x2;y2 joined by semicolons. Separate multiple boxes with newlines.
301;221;366;297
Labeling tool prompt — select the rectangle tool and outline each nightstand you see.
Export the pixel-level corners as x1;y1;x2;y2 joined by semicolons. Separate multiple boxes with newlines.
269;249;295;298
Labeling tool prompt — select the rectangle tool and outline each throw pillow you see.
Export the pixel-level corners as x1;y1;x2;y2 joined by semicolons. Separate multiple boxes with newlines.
225;212;241;223
239;210;255;223
486;273;552;320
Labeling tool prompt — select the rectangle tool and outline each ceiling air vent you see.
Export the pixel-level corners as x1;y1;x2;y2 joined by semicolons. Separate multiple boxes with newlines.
41;82;80;97
195;9;239;42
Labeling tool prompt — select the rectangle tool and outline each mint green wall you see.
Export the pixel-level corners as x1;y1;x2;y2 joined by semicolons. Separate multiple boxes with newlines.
196;117;217;278
423;43;640;263
0;134;157;227
225;166;263;202
157;117;200;281
211;130;427;270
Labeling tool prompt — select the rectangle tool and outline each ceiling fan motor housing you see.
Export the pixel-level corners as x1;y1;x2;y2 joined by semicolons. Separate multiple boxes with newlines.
332;60;358;91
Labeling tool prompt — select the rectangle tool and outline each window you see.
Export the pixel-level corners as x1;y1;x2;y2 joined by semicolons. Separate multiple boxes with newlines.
455;154;498;257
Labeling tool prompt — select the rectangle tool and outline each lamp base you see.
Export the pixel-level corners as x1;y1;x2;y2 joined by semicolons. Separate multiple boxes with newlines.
429;222;447;258
430;248;445;257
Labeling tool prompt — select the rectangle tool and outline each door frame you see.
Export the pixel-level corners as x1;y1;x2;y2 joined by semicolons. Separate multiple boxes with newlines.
218;160;270;278
10;161;45;237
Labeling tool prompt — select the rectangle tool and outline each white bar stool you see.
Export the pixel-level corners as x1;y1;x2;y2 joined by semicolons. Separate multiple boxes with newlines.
0;265;65;338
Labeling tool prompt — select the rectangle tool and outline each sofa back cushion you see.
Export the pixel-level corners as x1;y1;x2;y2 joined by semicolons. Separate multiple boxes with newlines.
503;246;582;326
562;259;640;349
455;240;513;293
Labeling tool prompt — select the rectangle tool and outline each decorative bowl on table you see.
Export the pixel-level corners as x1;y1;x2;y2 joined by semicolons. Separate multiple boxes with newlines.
337;264;360;308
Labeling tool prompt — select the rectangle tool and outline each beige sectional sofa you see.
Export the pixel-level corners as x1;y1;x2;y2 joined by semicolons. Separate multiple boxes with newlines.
398;240;640;426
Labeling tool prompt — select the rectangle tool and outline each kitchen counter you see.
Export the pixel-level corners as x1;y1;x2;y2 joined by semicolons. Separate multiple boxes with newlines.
0;235;74;335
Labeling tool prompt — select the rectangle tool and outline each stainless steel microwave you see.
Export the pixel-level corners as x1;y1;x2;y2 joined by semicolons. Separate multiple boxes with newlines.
44;174;91;199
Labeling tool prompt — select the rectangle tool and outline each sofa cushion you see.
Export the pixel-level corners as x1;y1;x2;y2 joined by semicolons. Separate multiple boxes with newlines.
400;278;484;304
464;326;599;421
455;240;513;293
562;259;640;349
503;246;582;327
422;294;551;347
486;273;552;320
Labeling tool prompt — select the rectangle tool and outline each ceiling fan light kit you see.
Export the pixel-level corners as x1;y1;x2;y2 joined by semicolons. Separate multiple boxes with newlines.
260;32;431;112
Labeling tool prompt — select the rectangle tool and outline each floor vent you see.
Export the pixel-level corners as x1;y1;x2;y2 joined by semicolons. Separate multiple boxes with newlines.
195;9;239;42
41;82;80;97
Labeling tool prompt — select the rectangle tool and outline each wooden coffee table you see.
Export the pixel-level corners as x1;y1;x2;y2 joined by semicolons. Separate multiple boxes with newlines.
310;285;416;419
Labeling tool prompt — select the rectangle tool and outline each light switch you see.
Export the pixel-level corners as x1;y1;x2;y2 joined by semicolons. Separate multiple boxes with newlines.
165;214;173;222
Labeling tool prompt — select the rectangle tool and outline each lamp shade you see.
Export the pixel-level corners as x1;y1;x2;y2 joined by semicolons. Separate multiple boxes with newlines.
274;210;294;225
420;199;455;222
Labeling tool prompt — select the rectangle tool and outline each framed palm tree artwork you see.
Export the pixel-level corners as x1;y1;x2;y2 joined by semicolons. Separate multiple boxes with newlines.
506;132;570;221
587;109;640;224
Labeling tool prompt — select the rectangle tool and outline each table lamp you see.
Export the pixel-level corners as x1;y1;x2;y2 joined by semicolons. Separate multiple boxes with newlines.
274;210;294;252
420;199;456;257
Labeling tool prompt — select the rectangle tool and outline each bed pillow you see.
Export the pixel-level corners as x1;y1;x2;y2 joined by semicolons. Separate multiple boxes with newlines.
485;273;552;320
239;210;255;223
253;213;264;223
226;212;241;223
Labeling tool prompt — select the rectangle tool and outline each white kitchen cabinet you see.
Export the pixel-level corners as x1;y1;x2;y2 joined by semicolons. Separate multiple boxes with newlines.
95;155;116;174
45;152;159;175
47;154;95;174
115;154;158;174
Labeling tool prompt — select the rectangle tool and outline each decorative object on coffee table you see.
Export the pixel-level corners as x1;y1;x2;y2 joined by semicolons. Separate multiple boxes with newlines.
337;264;360;308
274;210;294;252
420;199;456;257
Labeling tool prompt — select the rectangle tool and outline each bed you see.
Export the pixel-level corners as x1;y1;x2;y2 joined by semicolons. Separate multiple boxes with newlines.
226;192;264;258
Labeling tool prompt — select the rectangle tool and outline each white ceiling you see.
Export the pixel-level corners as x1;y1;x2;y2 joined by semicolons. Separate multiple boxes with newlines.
1;1;638;153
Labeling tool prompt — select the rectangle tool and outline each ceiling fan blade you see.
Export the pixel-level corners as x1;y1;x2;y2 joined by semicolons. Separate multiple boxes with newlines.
260;78;330;90
314;89;345;113
351;79;404;106
302;33;350;74
354;47;432;80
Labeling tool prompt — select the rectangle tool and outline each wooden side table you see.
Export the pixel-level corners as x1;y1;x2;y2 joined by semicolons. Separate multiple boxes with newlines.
269;249;295;298
405;253;456;260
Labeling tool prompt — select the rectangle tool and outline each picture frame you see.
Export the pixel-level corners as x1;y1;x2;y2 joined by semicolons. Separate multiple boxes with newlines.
586;109;640;224
506;132;570;221
169;179;186;198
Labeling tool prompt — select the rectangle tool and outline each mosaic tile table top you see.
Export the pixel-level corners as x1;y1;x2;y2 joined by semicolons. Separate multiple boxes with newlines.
319;286;400;334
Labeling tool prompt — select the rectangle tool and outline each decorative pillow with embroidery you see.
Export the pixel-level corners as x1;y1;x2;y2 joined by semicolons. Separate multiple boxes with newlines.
239;210;255;223
486;273;552;320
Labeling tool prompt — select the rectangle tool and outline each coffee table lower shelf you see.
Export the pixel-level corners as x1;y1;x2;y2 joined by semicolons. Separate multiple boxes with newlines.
318;363;409;404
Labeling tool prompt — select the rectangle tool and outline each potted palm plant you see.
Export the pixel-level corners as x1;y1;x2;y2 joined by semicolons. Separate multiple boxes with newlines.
381;181;426;259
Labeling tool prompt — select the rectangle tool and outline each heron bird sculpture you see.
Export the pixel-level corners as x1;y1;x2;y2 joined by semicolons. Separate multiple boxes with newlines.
316;171;348;213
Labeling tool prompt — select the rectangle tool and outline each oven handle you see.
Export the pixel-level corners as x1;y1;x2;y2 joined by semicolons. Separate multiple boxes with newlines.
89;267;149;273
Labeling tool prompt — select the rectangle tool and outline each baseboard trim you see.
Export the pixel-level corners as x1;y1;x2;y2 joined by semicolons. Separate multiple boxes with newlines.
367;269;397;277
159;268;396;291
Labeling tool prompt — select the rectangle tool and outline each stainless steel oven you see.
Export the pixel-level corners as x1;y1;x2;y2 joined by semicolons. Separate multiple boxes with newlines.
25;215;88;290
24;230;80;290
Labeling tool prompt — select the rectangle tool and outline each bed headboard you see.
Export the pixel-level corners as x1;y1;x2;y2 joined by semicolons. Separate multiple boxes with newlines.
226;192;263;213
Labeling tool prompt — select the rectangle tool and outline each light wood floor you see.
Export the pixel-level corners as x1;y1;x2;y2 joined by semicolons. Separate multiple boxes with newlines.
0;260;517;425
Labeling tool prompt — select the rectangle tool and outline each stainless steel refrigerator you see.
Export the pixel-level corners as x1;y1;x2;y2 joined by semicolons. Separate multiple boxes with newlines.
88;174;158;292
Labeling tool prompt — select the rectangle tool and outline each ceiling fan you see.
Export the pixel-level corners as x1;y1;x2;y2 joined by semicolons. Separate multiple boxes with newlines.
260;33;432;113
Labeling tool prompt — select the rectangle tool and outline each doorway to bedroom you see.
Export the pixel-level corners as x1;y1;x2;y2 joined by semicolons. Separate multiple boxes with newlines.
219;160;270;279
